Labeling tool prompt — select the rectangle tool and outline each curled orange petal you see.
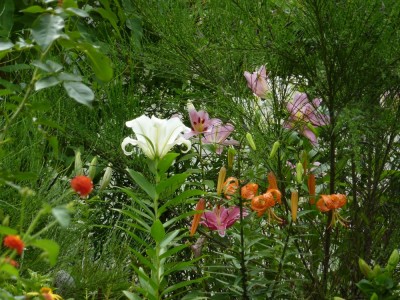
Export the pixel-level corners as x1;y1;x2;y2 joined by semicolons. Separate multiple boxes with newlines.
190;198;206;236
222;177;239;199
266;188;282;205
241;183;259;200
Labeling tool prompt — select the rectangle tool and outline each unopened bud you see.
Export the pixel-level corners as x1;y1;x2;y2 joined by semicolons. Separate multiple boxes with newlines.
291;191;298;222
308;174;316;204
19;187;35;198
296;162;304;184
227;148;236;170
269;141;280;159
2;215;10;227
371;264;381;278
386;249;399;273
370;293;378;300
216;166;227;196
74;149;83;176
358;258;373;279
88;156;98;180
99;164;113;191
246;133;256;150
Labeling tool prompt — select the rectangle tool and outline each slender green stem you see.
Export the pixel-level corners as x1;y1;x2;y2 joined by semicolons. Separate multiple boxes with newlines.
1;46;51;142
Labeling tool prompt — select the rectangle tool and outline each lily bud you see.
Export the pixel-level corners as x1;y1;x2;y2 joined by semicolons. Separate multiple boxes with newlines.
74;149;83;176
358;258;373;279
269;141;280;159
291;191;298;222
2;215;10;227
99;164;113;191
227;148;236;170
371;264;381;278
296;162;304;184
246;133;256;150
370;293;378;300
308;174;316;204
216;166;227;196
386;249;399;273
88;156;98;180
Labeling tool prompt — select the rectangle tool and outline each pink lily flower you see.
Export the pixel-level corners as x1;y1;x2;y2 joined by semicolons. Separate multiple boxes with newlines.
285;92;330;145
244;65;270;98
202;123;239;154
200;205;246;237
185;103;221;138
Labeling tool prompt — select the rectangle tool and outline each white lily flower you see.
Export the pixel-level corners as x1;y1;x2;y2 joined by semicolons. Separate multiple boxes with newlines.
121;115;192;160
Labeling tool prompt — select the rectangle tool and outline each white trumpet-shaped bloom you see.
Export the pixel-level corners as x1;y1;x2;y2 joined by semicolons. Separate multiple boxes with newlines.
121;115;192;160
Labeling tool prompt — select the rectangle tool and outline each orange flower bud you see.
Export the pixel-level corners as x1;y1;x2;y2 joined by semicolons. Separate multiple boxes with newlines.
71;175;93;198
190;198;206;236
308;174;316;204
291;191;299;222
267;172;278;190
3;235;24;255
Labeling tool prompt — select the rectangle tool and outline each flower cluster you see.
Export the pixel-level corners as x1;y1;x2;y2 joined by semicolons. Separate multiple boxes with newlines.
185;103;239;155
241;173;283;223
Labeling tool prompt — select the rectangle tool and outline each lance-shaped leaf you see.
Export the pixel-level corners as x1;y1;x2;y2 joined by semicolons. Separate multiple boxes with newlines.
63;81;94;106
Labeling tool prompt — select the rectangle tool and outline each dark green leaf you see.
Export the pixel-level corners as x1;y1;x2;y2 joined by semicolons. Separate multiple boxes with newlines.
157;153;179;175
31;14;65;50
20;6;47;14
77;42;113;81
0;64;31;72
0;0;14;38
63;81;94;106
156;173;189;199
127;169;156;200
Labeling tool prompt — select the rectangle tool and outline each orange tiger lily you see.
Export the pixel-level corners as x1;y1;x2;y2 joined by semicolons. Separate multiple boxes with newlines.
222;177;239;199
316;194;348;227
241;183;259;200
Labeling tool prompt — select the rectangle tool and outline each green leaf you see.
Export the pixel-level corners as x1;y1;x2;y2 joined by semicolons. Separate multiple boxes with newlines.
94;7;120;35
151;219;165;243
127;169;157;200
119;187;155;219
123;291;142;300
159;244;187;260
156;173;190;199
63;81;94;106
35;76;61;91
77;42;113;81
130;247;156;273
0;263;19;277
161;278;205;296
30;239;60;266
31;14;65;50
0;0;14;38
0;225;17;235
52;207;70;227
20;6;47;14
157;153;179;175
0;64;31;72
57;72;82;82
0;41;13;51
159;189;203;215
160;229;181;248
66;7;89;18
